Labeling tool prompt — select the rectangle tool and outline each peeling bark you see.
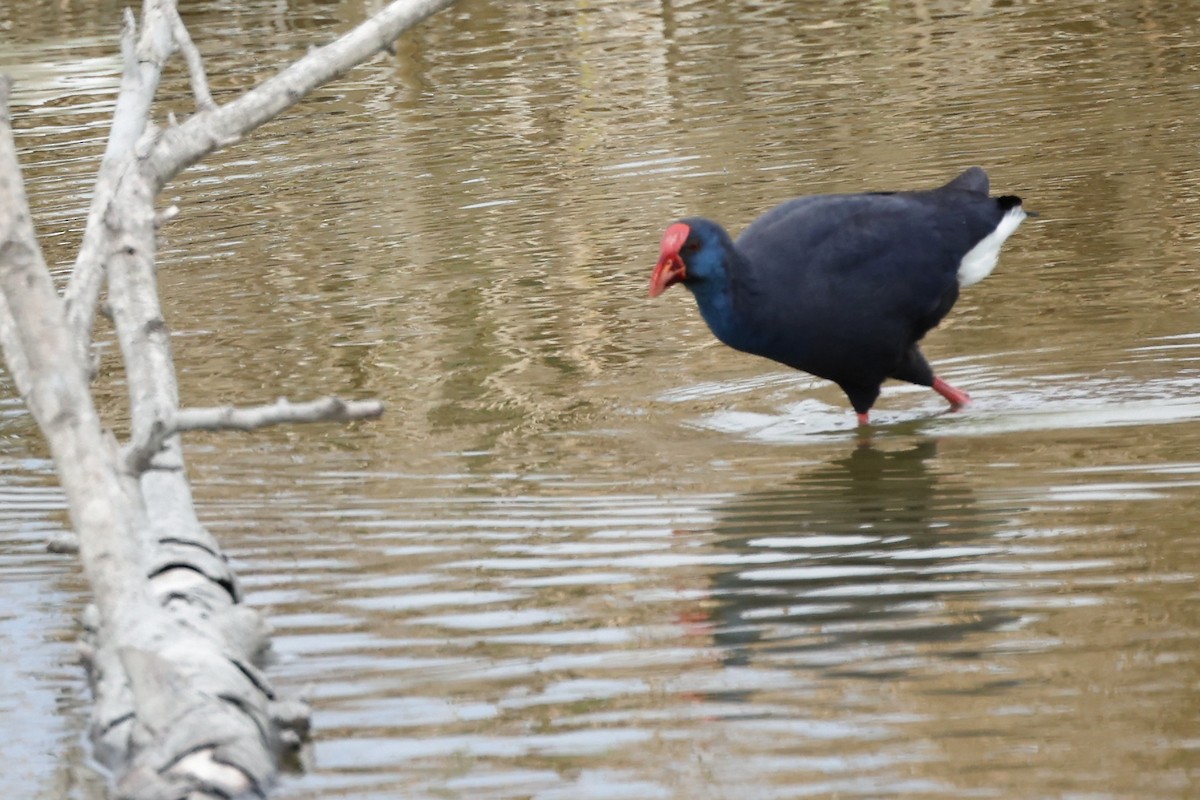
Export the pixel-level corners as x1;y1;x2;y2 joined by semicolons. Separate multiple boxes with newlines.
0;0;455;796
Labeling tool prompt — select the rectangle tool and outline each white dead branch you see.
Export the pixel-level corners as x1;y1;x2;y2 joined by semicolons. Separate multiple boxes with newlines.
126;398;385;473
0;0;454;797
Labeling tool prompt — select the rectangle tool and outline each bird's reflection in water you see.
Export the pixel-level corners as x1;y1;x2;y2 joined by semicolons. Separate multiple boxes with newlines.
696;440;1018;680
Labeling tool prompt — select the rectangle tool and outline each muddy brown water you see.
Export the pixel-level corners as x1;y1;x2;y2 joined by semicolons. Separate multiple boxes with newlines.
2;1;1199;797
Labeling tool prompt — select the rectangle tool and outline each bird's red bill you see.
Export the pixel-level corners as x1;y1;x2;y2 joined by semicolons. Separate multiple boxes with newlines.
649;222;691;297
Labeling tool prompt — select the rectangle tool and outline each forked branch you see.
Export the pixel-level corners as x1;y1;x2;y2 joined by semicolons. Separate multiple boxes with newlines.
0;0;455;796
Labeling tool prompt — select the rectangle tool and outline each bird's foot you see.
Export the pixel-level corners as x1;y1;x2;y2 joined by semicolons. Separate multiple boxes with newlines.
856;412;870;426
932;377;971;410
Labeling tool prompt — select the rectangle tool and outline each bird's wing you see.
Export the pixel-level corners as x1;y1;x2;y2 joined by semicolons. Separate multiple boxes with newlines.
736;193;966;321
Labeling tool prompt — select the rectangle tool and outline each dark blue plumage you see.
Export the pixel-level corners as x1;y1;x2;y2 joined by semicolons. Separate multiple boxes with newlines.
649;167;1027;423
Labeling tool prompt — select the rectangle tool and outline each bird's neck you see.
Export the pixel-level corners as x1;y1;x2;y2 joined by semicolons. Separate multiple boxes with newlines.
688;246;764;354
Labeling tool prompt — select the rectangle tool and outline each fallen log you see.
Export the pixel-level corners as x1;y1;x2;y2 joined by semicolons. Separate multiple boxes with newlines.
0;0;454;796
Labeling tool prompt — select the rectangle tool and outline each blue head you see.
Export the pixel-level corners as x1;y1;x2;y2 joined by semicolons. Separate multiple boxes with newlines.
649;217;748;347
648;217;738;296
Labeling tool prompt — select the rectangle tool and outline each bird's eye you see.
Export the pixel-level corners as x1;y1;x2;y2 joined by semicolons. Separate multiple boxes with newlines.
681;241;699;255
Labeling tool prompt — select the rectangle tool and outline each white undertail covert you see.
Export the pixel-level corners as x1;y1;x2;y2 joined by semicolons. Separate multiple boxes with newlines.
958;205;1027;288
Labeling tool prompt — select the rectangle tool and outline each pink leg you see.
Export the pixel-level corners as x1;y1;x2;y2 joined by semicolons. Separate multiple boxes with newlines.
932;376;970;410
856;412;870;426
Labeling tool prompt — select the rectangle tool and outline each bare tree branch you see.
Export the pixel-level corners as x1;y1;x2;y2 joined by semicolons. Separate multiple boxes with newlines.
0;77;32;392
146;0;457;187
65;0;456;357
176;396;386;431
1;68;156;709
164;3;216;111
124;397;385;473
1;0;455;794
2;70;278;800
64;0;178;358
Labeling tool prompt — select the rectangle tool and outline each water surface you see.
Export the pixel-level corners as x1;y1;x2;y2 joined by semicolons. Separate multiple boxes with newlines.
2;1;1199;797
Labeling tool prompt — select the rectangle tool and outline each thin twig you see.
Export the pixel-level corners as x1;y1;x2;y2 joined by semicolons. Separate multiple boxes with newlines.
164;4;216;111
123;396;384;473
175;396;385;431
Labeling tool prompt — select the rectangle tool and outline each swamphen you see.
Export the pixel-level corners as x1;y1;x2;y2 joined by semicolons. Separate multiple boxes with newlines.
649;167;1027;424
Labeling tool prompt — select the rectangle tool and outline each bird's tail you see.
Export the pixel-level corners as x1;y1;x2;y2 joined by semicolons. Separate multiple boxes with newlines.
998;194;1038;217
